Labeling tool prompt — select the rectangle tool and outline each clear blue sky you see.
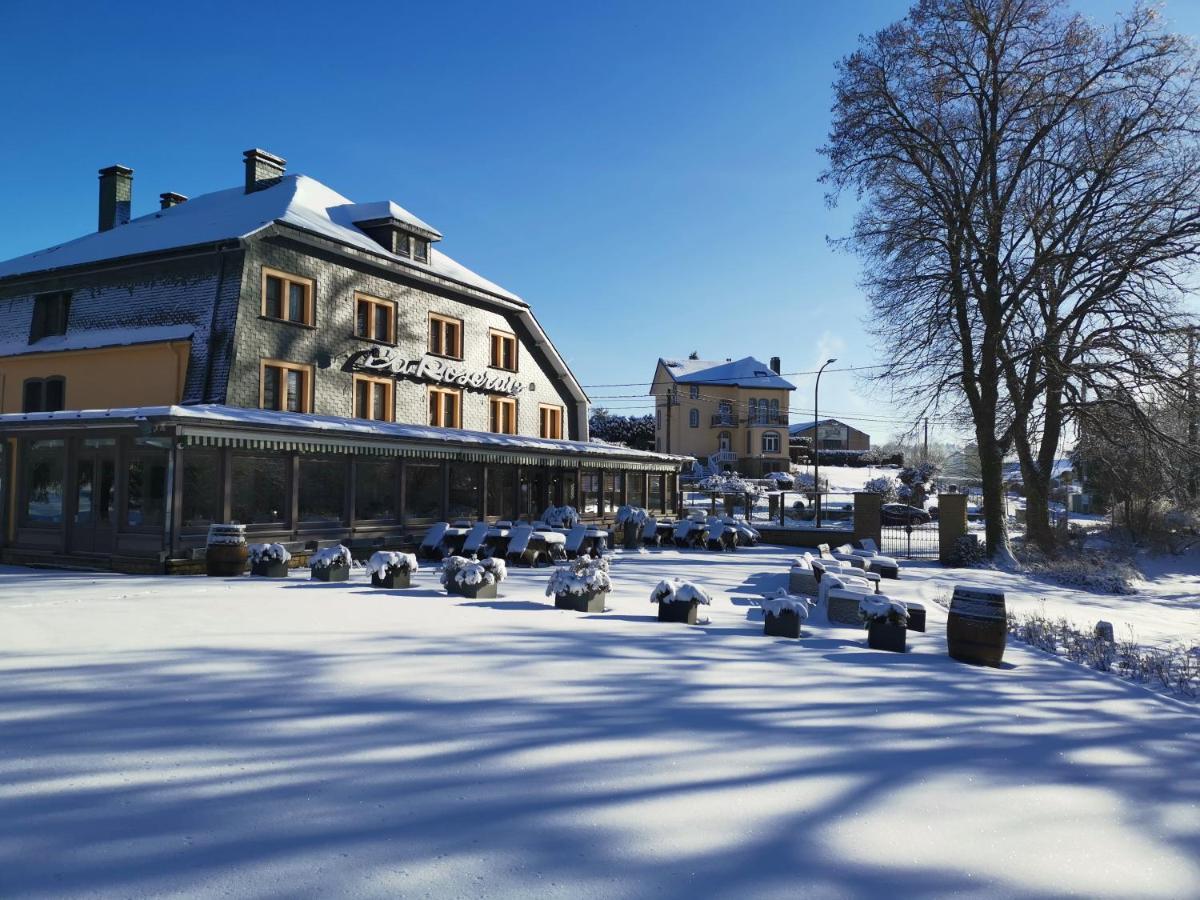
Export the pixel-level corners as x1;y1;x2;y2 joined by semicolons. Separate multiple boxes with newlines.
2;0;1196;445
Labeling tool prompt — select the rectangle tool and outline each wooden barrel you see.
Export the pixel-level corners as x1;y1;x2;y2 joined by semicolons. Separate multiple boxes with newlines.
206;524;248;577
947;586;1006;666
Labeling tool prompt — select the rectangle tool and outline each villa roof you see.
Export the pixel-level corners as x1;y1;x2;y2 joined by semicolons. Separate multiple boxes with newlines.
656;357;795;390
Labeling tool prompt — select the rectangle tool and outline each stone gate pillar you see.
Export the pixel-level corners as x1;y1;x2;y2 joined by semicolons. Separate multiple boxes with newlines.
938;493;969;565
853;492;881;549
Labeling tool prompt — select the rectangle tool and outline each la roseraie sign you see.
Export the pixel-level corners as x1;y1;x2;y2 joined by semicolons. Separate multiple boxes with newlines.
350;347;524;396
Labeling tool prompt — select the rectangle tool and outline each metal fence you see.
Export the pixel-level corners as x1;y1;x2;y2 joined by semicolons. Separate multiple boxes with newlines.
881;519;940;560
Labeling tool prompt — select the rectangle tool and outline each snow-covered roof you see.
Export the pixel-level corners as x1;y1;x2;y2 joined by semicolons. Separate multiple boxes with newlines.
0;324;193;358
0;404;690;465
0;175;514;303
788;418;864;436
657;357;795;390
337;200;442;239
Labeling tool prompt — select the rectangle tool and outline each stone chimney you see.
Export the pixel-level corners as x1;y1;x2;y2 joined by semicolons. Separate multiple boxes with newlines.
98;165;133;232
159;191;188;210
770;356;781;374
243;148;286;194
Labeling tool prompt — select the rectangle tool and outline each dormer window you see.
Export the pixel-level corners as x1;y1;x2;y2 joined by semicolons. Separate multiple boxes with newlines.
412;237;429;262
347;202;442;265
29;292;71;343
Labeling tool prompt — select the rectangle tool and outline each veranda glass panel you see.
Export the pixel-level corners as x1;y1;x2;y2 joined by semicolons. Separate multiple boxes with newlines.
355;459;396;521
603;472;623;514
182;451;221;528
405;463;442;521
24;439;64;524
298;457;346;524
231;455;287;525
648;474;664;511
448;464;481;521
486;466;516;520
126;454;168;528
627;473;646;509
581;473;600;515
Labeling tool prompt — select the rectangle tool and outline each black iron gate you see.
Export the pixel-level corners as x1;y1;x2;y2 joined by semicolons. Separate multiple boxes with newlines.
881;520;940;560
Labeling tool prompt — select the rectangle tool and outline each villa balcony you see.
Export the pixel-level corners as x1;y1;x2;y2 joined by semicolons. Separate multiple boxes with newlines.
711;414;789;428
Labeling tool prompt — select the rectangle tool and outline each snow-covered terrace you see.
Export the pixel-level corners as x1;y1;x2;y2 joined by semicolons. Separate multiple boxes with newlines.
1;546;1197;897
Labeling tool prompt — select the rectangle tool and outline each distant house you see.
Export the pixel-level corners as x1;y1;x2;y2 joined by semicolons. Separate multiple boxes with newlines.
649;355;794;476
789;418;870;456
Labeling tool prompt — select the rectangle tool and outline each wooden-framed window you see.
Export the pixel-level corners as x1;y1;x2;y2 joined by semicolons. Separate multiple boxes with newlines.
29;292;71;343
353;374;394;421
429;313;463;359
22;376;66;412
260;359;313;413
428;386;462;428
489;329;518;371
354;293;396;343
413;238;430;262
539;404;564;439
260;267;314;326
489;396;517;434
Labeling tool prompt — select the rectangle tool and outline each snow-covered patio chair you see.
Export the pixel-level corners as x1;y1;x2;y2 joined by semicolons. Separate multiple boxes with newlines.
726;516;760;546
505;525;538;567
825;579;876;627
539;530;567;562
853;538;901;578
672;519;704;549
642;516;661;547
788;556;820;595
461;522;490;559
419;522;449;561
564;524;587;559
705;516;737;551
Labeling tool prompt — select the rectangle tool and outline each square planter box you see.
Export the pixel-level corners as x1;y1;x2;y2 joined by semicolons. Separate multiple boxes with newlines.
555;589;607;613
310;564;350;582
906;602;926;632
867;620;907;653
764;609;802;639
251;560;289;578
657;599;700;625
371;569;412;589
449;581;498;600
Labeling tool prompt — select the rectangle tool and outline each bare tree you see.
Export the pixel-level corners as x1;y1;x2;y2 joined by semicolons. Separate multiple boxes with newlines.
823;0;1200;558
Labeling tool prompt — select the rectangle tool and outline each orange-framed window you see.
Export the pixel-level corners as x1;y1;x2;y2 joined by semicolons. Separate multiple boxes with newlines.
261;267;314;326
489;329;518;371
260;359;313;413
428;386;462;428
429;313;463;359
539;404;563;439
353;374;394;422
354;293;396;343
489;396;517;434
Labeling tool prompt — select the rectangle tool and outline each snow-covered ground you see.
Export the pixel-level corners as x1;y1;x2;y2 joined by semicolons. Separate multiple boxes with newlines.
2;549;1198;898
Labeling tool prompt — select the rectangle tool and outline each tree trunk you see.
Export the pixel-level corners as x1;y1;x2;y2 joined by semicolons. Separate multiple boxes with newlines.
976;434;1013;564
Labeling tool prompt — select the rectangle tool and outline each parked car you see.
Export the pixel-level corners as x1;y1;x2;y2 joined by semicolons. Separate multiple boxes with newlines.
881;503;932;526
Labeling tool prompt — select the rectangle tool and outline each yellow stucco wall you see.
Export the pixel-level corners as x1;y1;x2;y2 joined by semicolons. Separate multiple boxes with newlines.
0;341;191;413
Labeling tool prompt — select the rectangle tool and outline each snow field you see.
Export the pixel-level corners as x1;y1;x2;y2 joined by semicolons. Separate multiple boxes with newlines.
1;547;1198;898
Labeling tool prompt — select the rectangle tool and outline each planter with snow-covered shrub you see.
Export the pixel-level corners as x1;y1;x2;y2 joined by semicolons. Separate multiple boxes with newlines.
615;506;650;549
651;579;711;625
309;545;352;582
760;591;811;639
542;505;580;529
206;524;248;577
860;595;909;653
547;557;611;612
441;555;506;599
366;551;418;589
248;542;291;578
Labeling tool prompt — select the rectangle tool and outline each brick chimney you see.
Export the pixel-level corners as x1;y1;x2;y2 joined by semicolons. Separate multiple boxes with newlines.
159;191;188;210
770;356;781;374
98;165;133;232
243;148;286;194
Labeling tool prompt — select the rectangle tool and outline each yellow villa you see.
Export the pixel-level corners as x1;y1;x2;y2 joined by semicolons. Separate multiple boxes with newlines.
649;356;794;476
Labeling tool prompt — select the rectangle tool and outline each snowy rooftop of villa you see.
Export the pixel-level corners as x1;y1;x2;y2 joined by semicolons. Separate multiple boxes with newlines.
658;357;795;390
0;404;690;466
0;175;517;303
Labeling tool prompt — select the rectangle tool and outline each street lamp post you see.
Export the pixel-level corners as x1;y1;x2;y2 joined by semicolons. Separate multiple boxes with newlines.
813;358;837;528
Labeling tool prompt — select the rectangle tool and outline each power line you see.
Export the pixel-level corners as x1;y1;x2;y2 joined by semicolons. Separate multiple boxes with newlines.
578;362;891;389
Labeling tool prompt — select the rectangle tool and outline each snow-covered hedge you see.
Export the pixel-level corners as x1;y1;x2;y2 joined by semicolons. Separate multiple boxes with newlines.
546;556;611;597
859;595;908;626
615;505;651;527
309;545;353;570
248;542;290;564
650;579;712;605
765;471;795;489
440;555;507;587
541;505;580;528
862;476;898;502
366;551;418;577
698;473;763;499
759;589;811;619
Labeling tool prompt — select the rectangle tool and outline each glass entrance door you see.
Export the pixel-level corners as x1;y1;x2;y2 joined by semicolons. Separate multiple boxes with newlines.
70;440;116;554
